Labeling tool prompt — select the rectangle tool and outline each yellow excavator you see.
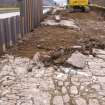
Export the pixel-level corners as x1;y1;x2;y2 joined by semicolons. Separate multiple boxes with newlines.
67;0;90;12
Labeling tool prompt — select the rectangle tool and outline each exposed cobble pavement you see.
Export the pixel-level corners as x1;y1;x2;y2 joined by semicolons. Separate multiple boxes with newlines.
0;51;105;105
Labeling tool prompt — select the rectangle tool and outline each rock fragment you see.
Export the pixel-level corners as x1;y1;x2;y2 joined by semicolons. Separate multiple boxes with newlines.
54;15;61;22
14;67;27;75
93;49;105;59
41;19;80;30
75;98;87;105
33;52;51;66
93;49;105;55
63;94;70;103
89;99;99;105
66;51;86;69
62;87;67;94
70;86;78;95
54;72;67;81
53;96;64;105
58;81;63;86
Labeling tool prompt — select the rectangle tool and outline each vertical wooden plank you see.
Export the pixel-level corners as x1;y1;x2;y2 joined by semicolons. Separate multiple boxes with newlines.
29;0;32;31
37;0;40;25
14;17;18;43
31;0;34;29
25;0;28;33
33;0;37;27
18;16;22;39
8;18;13;46
18;0;43;34
10;17;17;44
30;0;32;31
35;0;38;26
16;16;21;40
24;0;27;34
19;0;25;37
4;18;12;48
0;19;6;52
27;0;30;32
40;0;43;21
0;20;3;54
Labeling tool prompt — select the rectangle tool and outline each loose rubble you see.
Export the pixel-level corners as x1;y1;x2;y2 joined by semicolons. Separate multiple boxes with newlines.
93;48;105;59
66;51;86;69
54;15;61;22
41;19;80;30
0;49;105;105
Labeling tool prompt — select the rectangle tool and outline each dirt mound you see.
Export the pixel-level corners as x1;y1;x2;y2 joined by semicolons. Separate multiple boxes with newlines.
7;9;105;59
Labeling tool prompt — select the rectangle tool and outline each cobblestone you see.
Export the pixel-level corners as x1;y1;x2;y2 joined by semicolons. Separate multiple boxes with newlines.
63;94;70;103
58;81;63;87
0;53;105;105
62;86;67;94
70;86;78;95
53;96;64;105
89;99;100;105
75;97;87;105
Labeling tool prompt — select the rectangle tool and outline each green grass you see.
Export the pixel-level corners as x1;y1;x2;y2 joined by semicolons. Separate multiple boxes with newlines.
0;8;20;13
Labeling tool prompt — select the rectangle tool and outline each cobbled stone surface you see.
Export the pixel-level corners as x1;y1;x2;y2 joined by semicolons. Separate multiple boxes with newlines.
70;86;78;95
0;54;105;105
75;97;87;105
53;96;64;105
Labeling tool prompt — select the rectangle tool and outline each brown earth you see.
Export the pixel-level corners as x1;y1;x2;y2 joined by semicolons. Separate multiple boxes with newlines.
7;11;105;58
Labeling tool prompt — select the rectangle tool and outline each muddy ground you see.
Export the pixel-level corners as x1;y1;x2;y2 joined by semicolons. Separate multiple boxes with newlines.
7;10;105;58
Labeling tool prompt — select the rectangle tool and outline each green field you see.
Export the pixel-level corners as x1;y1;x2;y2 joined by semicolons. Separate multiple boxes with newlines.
0;8;19;13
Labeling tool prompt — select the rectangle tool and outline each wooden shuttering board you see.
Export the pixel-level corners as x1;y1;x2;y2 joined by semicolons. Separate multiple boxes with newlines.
20;0;43;31
0;19;6;53
0;0;43;54
0;16;20;53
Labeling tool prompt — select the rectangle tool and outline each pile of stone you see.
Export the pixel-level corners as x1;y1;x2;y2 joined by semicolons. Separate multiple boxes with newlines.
41;18;80;30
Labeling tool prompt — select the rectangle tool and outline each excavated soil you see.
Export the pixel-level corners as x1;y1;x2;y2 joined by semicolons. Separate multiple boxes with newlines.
7;10;105;58
1;9;105;105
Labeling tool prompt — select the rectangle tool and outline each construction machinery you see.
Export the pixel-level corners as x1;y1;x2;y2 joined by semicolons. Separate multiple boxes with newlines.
67;0;90;12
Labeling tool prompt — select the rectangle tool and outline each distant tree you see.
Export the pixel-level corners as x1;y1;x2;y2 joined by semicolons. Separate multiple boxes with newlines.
0;0;19;7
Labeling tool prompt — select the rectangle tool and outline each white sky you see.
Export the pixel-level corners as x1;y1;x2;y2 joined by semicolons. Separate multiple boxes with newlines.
54;0;67;4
